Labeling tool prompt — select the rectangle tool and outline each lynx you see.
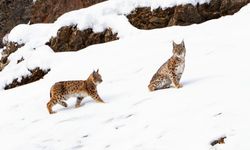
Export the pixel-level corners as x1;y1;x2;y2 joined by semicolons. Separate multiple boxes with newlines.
47;69;105;114
148;40;186;91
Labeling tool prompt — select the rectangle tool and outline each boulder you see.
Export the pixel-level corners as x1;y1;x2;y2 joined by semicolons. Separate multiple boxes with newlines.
47;26;118;52
30;0;106;23
4;68;50;90
0;42;24;71
127;0;250;29
0;0;106;48
0;0;32;47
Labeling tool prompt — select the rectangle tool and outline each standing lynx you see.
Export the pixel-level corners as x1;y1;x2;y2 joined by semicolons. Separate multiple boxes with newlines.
148;40;186;91
47;69;105;114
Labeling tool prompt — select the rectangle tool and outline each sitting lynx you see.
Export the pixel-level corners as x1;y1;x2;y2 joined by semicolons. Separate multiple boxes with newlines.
148;40;186;91
47;69;105;114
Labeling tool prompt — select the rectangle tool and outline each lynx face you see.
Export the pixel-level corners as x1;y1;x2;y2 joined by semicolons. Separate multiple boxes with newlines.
92;69;103;85
173;41;186;58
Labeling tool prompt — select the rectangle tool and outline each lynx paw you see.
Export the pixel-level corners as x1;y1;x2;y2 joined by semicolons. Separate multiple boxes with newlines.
75;103;84;108
97;100;105;103
49;111;56;114
175;84;183;88
148;85;156;92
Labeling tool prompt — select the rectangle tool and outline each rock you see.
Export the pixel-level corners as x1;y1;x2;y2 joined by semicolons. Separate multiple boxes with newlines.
220;0;250;15
47;26;118;52
210;136;227;146
149;16;166;23
168;4;203;26
4;68;50;90
127;0;250;29
127;7;174;29
30;0;107;23
0;0;32;47
0;0;106;48
0;42;24;71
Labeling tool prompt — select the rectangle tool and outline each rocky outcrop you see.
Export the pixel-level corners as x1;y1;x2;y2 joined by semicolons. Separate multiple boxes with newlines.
1;0;249;48
0;0;106;48
127;0;250;29
4;67;50;90
0;0;32;47
30;0;106;23
47;26;118;52
0;42;24;71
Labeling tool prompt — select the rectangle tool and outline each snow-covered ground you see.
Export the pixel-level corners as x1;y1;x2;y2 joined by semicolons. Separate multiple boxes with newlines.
0;0;250;150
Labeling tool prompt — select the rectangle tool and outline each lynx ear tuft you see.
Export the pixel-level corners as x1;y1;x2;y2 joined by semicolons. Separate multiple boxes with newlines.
172;41;177;47
96;69;99;73
181;40;185;47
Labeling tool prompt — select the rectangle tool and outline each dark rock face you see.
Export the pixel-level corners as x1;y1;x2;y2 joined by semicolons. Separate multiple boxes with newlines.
30;0;106;24
47;26;118;52
4;68;50;90
127;7;175;29
0;0;32;47
127;0;250;29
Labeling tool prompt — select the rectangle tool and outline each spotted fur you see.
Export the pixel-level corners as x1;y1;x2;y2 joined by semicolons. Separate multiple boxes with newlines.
148;40;186;91
47;69;104;114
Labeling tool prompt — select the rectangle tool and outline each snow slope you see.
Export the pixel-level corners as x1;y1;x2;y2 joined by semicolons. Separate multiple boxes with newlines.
0;1;250;150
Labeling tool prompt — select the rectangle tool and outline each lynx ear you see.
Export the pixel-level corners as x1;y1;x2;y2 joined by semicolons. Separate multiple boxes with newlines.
172;41;177;47
96;69;99;73
93;70;96;74
181;40;185;47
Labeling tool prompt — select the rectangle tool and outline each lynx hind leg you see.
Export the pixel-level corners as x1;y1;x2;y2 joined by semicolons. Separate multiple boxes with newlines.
58;100;68;107
47;99;57;114
148;76;171;91
75;97;84;108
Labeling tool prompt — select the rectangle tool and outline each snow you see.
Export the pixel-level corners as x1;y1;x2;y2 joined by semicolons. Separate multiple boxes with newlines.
0;0;250;150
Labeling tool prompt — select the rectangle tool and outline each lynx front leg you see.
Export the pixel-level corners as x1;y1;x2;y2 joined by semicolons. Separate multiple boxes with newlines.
169;73;182;88
177;76;183;88
75;97;84;108
90;92;105;103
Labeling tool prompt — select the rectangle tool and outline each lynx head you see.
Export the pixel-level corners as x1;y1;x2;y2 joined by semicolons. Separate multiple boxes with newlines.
172;40;186;58
89;69;103;85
